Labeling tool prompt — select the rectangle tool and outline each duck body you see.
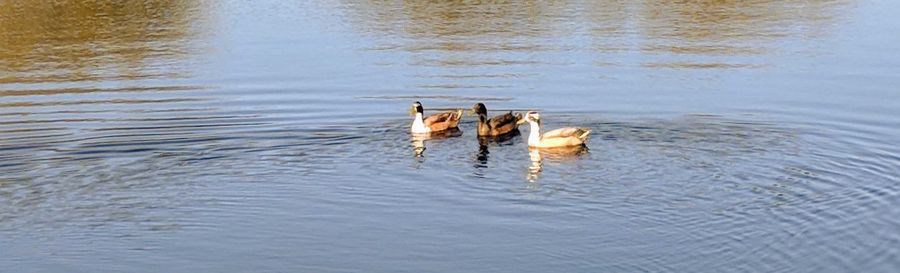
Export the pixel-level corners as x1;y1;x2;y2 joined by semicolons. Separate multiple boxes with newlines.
410;101;463;134
522;112;591;148
529;127;591;148
473;103;523;137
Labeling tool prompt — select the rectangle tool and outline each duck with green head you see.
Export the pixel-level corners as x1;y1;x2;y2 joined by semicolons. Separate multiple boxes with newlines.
472;103;523;137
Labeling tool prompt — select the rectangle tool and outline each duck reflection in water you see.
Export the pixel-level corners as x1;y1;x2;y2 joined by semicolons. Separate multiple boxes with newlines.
474;130;521;167
527;145;589;182
472;102;524;167
410;128;463;157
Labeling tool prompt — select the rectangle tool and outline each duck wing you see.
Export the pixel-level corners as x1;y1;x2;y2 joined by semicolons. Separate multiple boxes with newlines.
542;127;590;140
487;112;519;129
424;110;462;130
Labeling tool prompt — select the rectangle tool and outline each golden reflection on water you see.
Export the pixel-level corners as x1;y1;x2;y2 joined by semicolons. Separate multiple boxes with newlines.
341;0;848;75
344;0;571;40
639;0;845;56
0;0;206;84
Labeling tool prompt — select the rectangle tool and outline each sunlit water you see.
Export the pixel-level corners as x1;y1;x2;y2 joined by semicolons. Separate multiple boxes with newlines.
2;0;899;272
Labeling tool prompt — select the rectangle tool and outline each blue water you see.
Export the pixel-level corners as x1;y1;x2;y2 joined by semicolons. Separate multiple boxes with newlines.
1;0;898;272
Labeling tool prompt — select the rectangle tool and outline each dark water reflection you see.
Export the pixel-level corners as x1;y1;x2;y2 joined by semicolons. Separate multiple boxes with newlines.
2;0;900;272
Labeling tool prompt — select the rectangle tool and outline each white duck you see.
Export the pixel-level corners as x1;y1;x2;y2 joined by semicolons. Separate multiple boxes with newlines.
519;111;591;148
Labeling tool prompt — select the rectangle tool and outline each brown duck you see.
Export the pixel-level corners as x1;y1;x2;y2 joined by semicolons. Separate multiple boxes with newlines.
410;101;463;134
473;103;524;137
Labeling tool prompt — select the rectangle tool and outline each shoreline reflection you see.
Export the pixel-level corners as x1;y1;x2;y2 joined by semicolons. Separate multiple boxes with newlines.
0;0;207;84
338;0;850;88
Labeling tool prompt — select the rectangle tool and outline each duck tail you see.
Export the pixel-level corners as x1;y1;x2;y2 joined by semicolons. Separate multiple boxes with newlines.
455;109;464;120
578;129;591;141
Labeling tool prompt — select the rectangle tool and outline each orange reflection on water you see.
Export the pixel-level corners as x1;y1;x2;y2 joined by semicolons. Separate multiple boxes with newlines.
0;0;207;84
340;0;849;68
335;0;851;90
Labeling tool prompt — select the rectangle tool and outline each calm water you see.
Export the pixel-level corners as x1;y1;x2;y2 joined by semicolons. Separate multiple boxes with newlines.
2;0;899;272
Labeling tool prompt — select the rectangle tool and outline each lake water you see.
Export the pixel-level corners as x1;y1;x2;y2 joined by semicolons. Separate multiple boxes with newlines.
1;0;899;272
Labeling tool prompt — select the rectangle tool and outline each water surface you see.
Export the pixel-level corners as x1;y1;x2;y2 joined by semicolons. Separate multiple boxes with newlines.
1;0;899;272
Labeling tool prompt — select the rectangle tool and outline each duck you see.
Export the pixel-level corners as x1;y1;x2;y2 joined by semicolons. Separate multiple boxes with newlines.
519;111;591;148
410;101;463;134
472;103;524;137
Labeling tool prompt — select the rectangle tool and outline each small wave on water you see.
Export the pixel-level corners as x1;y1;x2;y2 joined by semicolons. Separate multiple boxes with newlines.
1;104;898;271
2;0;900;271
325;113;897;271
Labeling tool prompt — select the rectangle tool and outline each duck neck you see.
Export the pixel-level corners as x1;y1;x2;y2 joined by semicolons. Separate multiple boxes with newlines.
476;114;488;128
411;113;428;133
527;121;541;146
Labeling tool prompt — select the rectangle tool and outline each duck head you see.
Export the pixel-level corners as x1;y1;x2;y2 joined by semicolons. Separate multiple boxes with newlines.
522;111;540;125
472;103;488;116
472;103;489;122
410;101;424;115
